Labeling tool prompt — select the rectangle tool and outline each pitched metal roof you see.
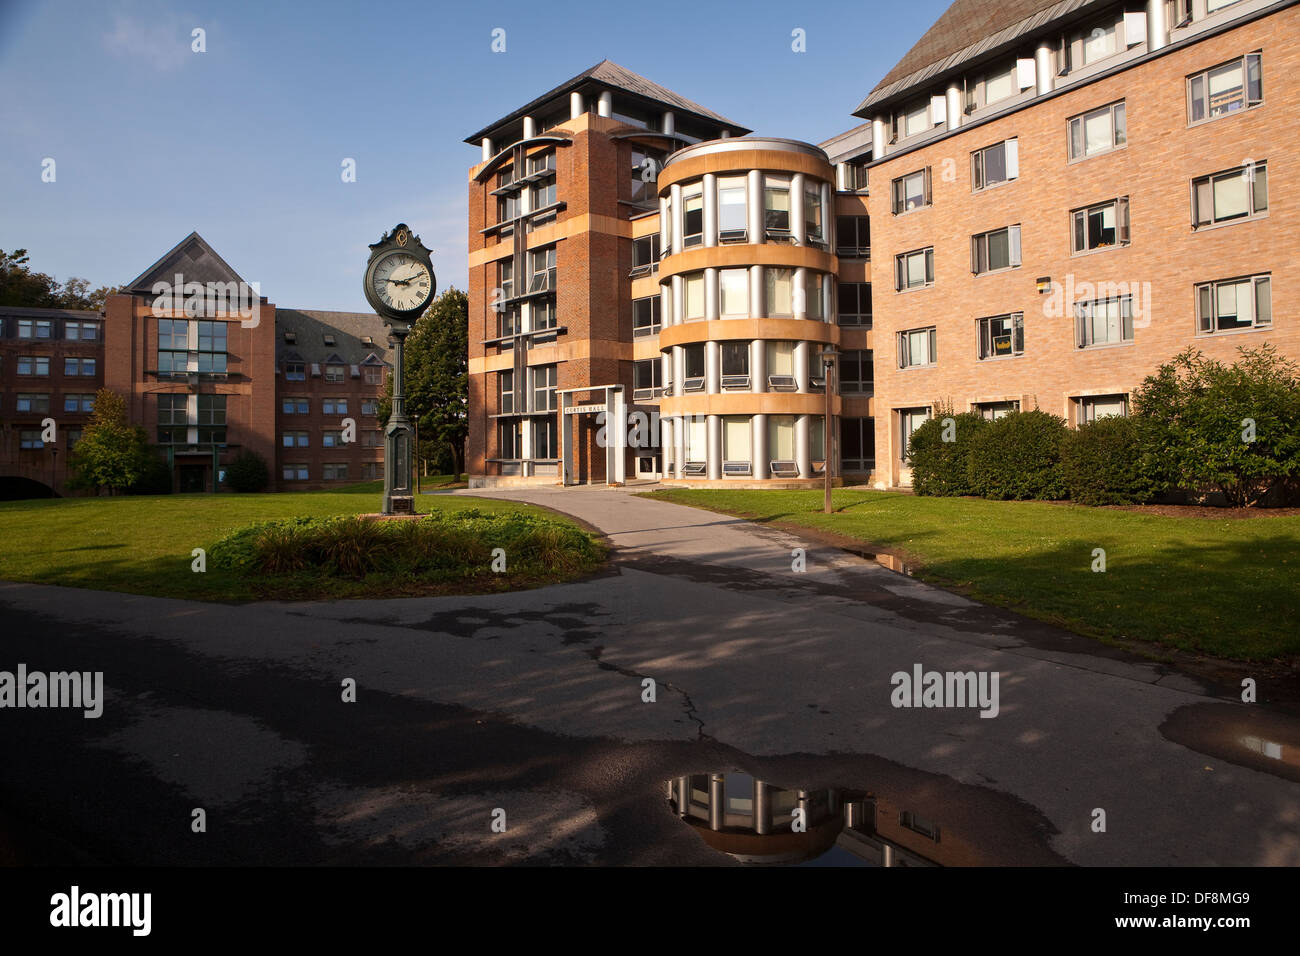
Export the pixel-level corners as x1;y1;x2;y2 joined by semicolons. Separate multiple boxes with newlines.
855;0;1113;115
464;59;749;144
122;231;252;294
274;309;393;368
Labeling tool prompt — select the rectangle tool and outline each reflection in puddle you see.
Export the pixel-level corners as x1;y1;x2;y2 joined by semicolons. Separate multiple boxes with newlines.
667;773;942;866
869;553;913;576
1241;735;1284;761
1161;703;1300;783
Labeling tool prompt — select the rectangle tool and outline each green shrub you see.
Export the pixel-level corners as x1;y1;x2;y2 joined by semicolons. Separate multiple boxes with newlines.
1061;415;1159;505
127;451;173;495
967;409;1069;500
907;410;989;496
225;449;270;493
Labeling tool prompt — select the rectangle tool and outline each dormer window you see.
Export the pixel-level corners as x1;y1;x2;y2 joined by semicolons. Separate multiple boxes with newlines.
323;334;335;346
283;330;296;344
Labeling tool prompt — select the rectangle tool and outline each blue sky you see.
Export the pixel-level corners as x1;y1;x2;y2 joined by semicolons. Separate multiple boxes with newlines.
0;0;949;312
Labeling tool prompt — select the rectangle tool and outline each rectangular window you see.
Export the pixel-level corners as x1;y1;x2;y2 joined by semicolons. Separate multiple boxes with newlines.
282;431;309;447
767;415;796;467
764;175;791;232
722;416;751;473
683;344;706;391
718;176;747;239
157;394;187;444
321;399;346;416
531;296;557;342
1075;296;1134;347
1188;53;1262;124
839;350;873;394
846;160;869;193
65;321;98;341
975;401;1020;420
836;216;870;257
899;99;931;138
631;234;660;275
900;408;931;457
977;313;1025;359
285;361;305;381
17;393;50;413
1196;274;1271;333
720;342;750;390
838;283;872;327
498;258;514;301
766;267;794;316
630;147;664;205
499;369;515;414
633;359;662;400
718;269;748;317
363;366;383;385
197;394;226;443
282;464;309;481
894;248;935;291
841;417;875;471
324;364;345;383
17;356;50;376
971;138;1019;190
62;393;94;412
898;327;937;368
805;273;824;320
498;191;519;228
282;398;309;414
1192;162;1267;227
498;420;521;460
532;417;558;459
633;296;662;335
891;168;931;214
20;429;44;449
766;341;794;388
1082;22;1118;65
683;183;704;247
1071;197;1130;253
530;364;557;412
1078;394;1128;422
983;61;1018;105
322;463;349;481
361;399;378;416
971;225;1022;274
528;246;556;293
196;320;228;372
362;430;382;447
157;318;189;373
804;184;824;245
17;319;33;339
1069;102;1126;160
684;273;706;320
321;430;344;447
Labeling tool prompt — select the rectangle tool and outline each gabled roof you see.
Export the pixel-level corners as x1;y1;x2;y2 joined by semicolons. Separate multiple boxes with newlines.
123;231;252;295
855;0;1113;115
464;59;749;144
274;309;392;368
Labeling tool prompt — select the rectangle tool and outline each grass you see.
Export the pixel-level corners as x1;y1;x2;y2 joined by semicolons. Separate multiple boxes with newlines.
640;488;1300;662
0;481;604;602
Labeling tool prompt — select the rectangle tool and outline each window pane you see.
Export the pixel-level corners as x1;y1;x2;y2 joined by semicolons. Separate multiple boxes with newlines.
983;144;1006;184
767;416;795;460
1214;172;1248;220
723;417;751;460
720;269;748;315
1084;111;1112;154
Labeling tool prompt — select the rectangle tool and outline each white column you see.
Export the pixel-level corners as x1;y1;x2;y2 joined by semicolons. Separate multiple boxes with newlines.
673;345;685;397
597;91;612;117
661;350;672;397
705;341;720;394
706;415;721;479
662;110;675;135
836;163;848;191
659;196;670;254
522;115;536;139
609;389;626;485
1146;0;1169;51
661;417;674;477
795;415;811;478
719;128;731;139
791;173;806;245
872;116;888;157
660;282;673;328
752;414;767;480
750;266;764;319
569;91;585;118
946;85;962;131
702;172;718;247
671;275;684;326
704;268;719;321
747;170;763;241
670;182;684;255
1035;42;1054;95
751;338;766;393
481;138;493;162
793;267;808;320
675;414;687;476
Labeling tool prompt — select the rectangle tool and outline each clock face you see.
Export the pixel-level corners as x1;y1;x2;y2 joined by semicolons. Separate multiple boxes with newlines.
372;251;432;313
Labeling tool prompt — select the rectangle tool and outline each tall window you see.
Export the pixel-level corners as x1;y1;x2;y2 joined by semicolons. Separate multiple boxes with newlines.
1071;198;1130;253
1069;103;1126;160
683;183;704;247
722;416;752;473
767;416;796;466
838;283;871;327
898;327;937;368
530;364;557;411
498;420;521;460
804;184;824;246
766;267;794;316
894;248;934;291
683;344;706;388
900;408;931;457
841;417;875;471
499;369;514;413
764;175;791;232
891;168;931;214
528;246;556;292
1075;296;1134;348
1188;53;1262;124
846;159;869;193
897;99;931;139
804;273;824;320
498;258;514;300
633;296;661;336
718;176;747;239
631;234;660;275
532;417;558;459
1196;275;1271;333
532;296;557;342
720;343;750;388
197;321;227;372
497;191;519;228
839;350;873;394
1192;163;1267;227
529;149;557;212
836;216;870;257
630;147;664;205
971;225;1022;274
158;394;186;444
198;395;226;443
765;341;794;387
977;313;1025;359
684;273;706;320
158;318;189;373
633;359;662;400
719;269;748;317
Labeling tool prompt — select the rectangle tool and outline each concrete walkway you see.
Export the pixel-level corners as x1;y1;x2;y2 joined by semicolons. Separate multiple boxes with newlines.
0;484;1296;865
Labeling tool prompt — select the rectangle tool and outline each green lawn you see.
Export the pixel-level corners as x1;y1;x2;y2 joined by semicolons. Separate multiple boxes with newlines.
641;488;1300;661
0;481;600;601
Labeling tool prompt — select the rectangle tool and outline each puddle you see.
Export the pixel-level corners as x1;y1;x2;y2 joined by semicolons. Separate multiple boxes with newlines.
869;553;913;576
667;772;947;866
1160;703;1300;783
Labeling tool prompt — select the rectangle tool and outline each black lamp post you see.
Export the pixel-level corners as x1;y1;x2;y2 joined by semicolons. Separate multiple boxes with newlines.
818;345;838;514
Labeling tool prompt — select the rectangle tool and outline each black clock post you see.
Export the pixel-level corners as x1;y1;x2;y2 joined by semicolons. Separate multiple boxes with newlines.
362;223;436;516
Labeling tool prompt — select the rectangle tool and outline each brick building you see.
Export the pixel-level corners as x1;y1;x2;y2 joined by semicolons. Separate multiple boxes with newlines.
0;232;390;496
465;0;1297;488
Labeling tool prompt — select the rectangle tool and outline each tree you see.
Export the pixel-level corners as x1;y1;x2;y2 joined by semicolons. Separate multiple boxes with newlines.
377;288;469;476
0;248;120;310
66;389;155;494
1132;345;1300;506
226;449;270;493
